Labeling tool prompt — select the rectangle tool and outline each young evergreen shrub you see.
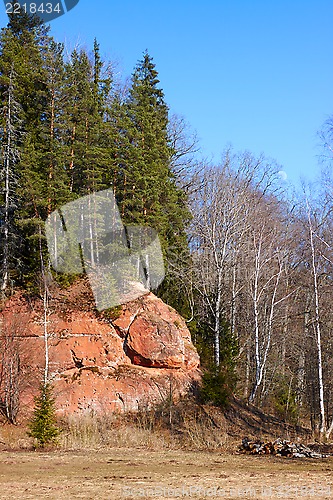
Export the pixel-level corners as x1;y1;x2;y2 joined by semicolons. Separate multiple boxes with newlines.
200;367;232;408
28;383;60;448
273;377;299;424
198;320;238;409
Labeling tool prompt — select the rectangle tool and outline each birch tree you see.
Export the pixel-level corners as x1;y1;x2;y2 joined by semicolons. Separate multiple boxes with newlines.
305;197;326;434
247;216;286;403
190;152;280;367
0;311;28;424
301;188;333;438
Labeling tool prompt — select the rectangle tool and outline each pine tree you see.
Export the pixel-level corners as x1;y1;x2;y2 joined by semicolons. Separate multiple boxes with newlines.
28;383;60;448
105;91;133;205
63;47;112;196
0;10;191;314
19;38;71;285
0;12;71;286
42;39;70;215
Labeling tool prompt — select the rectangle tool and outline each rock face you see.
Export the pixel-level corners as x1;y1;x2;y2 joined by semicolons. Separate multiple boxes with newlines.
0;282;200;417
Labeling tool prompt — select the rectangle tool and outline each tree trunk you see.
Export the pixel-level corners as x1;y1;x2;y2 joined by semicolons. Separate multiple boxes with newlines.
307;203;326;435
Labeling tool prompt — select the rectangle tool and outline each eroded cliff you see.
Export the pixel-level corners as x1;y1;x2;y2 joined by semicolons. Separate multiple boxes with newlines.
0;280;200;417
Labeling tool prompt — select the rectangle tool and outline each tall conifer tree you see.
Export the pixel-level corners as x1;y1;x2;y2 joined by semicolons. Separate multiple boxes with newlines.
0;11;47;287
0;65;22;292
120;52;191;310
0;10;69;285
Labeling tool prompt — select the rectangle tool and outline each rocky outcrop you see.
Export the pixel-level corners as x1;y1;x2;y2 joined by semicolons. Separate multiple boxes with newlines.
0;282;200;417
114;293;199;370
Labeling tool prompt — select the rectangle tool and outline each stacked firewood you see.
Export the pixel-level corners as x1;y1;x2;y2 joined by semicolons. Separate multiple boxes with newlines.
239;438;329;458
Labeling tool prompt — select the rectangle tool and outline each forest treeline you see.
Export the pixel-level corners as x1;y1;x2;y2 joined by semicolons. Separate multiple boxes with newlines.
1;10;333;438
0;10;191;293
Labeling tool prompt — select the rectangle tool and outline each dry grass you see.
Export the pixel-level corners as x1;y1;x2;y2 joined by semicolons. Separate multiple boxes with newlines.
0;400;332;499
58;412;179;451
0;396;314;453
0;423;31;450
57;405;232;452
0;448;332;499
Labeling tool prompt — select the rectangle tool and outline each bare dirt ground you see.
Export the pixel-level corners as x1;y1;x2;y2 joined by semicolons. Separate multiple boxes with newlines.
0;448;332;499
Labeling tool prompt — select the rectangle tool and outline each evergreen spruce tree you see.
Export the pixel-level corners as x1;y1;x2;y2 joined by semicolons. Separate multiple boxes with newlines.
121;51;175;232
63;49;91;194
115;53;191;312
87;40;113;194
7;2;42;34
28;383;60;448
92;38;112;117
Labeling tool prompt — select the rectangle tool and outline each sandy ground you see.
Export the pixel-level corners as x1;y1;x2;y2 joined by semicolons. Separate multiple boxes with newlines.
0;449;332;499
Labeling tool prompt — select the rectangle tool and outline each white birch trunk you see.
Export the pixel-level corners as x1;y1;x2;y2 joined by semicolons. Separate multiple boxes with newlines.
214;270;223;367
249;235;283;403
43;288;49;386
249;235;261;402
307;201;326;435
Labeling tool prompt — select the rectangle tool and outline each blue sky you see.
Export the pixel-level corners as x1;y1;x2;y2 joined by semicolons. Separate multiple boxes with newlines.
1;0;333;186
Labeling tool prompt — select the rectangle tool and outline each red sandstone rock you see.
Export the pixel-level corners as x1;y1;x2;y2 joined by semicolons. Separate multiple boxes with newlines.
126;316;185;368
0;283;200;418
114;293;200;371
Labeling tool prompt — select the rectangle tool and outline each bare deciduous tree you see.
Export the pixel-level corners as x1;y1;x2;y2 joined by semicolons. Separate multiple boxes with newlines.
0;311;28;424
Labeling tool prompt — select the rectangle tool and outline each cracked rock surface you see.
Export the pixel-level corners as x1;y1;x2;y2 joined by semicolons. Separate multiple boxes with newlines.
1;281;200;416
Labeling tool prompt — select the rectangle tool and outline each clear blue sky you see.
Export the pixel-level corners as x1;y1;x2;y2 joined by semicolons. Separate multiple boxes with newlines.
1;0;333;186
